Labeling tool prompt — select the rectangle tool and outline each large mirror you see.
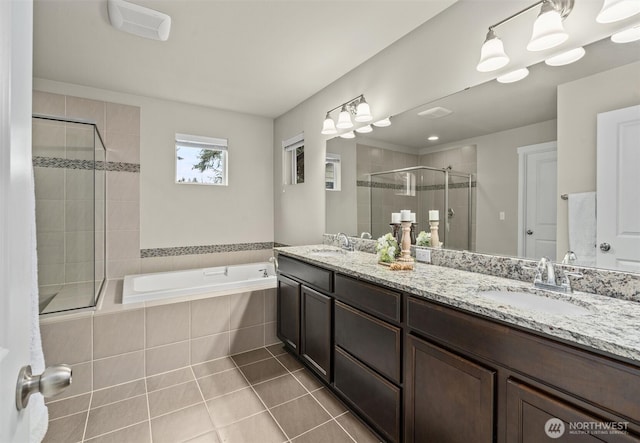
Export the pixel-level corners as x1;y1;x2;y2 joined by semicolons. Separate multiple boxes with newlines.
326;36;640;273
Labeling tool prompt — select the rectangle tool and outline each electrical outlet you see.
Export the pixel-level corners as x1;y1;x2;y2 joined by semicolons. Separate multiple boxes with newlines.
416;248;431;263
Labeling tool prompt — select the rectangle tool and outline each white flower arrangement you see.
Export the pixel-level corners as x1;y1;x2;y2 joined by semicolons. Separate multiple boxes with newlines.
416;230;431;247
376;233;400;263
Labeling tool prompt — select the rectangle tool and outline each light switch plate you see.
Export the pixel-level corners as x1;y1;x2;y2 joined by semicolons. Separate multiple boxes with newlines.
416;248;431;263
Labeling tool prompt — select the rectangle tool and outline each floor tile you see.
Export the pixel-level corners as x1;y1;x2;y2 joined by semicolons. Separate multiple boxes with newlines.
269;394;332;439
266;343;287;356
206;387;265;428
184;431;221;443
292;420;355;443
42;411;87;443
312;388;349;417
336;413;382;443
276;353;304;371
192;357;236;379
90;379;146;408
238;357;287;384
148;380;203;418
231;347;272;367
150;403;214;443
253;374;307;408
46;393;90;420
291;368;324;392
84;395;148;439
197;368;249;400
217;411;286;443
84;422;151;443
146;367;194;392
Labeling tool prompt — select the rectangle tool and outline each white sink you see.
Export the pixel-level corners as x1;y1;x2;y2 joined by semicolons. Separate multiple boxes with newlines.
308;248;346;258
478;289;592;316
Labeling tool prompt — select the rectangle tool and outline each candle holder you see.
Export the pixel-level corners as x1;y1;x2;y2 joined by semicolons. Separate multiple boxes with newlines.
399;220;414;263
429;221;441;249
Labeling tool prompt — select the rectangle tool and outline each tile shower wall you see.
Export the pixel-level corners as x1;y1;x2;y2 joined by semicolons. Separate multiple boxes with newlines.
33;90;142;280
40;285;278;400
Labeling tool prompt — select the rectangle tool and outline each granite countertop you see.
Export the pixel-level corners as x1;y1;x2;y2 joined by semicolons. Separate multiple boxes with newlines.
275;245;640;365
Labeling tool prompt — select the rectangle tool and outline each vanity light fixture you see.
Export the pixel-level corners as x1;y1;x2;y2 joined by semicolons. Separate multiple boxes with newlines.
372;117;392;127
544;46;585;66
476;0;574;72
339;131;356;139
497;67;530;83
611;24;640;42
321;94;374;134
596;0;640;23
355;125;373;134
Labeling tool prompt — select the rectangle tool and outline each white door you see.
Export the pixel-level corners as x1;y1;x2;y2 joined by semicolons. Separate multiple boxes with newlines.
518;142;558;260
597;105;640;272
1;1;34;442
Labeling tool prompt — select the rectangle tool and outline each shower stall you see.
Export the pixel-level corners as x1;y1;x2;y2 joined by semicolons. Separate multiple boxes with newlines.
32;115;106;314
367;166;474;251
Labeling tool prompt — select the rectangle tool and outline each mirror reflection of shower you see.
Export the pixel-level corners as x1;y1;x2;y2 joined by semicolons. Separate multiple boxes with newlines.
32;115;106;314
367;166;474;251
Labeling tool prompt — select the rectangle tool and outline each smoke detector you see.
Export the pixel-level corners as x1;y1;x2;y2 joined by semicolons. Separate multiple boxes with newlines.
417;106;453;119
108;0;171;41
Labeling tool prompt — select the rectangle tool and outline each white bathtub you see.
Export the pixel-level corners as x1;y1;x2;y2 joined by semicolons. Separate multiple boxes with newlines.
122;262;277;305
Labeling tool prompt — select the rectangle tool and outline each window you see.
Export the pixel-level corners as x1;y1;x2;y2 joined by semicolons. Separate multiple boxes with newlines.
325;154;341;191
283;133;304;185
175;133;228;186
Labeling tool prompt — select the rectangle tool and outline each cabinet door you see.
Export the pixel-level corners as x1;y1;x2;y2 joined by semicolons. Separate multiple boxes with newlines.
405;334;495;443
506;379;640;443
277;275;300;351
300;285;332;382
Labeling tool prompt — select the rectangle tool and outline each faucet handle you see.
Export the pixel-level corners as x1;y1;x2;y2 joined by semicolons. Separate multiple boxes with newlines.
560;270;583;292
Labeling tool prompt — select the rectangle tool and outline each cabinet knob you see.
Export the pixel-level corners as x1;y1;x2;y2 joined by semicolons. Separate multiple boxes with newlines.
526;230;534;235
599;242;611;252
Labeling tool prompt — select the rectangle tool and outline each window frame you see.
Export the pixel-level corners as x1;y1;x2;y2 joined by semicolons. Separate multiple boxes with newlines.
325;153;341;191
175;133;228;186
283;132;304;185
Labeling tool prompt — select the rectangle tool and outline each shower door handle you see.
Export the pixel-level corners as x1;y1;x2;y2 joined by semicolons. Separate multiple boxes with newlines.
526;229;534;235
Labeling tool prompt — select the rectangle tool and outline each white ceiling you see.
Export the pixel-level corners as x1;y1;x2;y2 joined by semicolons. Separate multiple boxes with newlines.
33;0;456;118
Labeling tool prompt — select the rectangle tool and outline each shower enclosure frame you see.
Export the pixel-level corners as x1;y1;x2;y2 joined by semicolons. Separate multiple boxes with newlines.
33;114;107;314
368;165;473;249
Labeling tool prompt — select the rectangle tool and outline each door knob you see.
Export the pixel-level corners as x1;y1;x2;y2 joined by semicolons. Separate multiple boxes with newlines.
599;242;611;252
526;230;534;235
16;364;72;411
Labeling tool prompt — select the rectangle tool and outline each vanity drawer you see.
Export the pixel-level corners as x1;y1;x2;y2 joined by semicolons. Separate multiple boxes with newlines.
335;301;401;383
334;346;401;443
278;255;333;293
334;274;401;323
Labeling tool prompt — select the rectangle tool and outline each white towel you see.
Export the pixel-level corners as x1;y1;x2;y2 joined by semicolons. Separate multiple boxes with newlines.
29;167;48;443
568;192;597;267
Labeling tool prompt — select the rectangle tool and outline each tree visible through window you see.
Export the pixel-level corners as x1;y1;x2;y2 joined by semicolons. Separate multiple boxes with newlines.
176;133;228;185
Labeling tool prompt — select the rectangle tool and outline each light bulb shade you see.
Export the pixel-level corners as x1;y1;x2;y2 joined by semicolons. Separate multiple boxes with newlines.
477;29;510;72
497;68;530;83
355;124;373;134
321;114;337;135
355;100;372;122
336;106;353;129
596;0;640;23
612;25;640;42
545;47;585;66
373;117;391;127
527;4;568;51
339;131;355;139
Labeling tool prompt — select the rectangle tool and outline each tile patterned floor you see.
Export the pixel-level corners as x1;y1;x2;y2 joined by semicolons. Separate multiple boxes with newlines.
43;344;383;443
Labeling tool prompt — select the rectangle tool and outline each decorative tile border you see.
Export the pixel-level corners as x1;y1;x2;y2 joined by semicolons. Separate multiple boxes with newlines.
140;242;275;258
33;156;140;173
321;234;640;302
356;179;476;191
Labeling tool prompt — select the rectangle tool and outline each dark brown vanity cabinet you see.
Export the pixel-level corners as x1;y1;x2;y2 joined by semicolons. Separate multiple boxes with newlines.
276;274;300;351
300;286;332;382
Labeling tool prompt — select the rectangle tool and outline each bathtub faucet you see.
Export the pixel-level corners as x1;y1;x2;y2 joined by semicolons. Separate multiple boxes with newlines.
257;268;269;278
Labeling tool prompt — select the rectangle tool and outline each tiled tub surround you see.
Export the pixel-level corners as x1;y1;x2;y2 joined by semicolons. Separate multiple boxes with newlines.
321;234;640;302
278;245;640;363
42;345;380;443
40;280;279;432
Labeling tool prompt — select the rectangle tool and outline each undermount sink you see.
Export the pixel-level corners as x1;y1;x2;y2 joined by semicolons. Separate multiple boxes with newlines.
308;248;347;258
478;289;592;316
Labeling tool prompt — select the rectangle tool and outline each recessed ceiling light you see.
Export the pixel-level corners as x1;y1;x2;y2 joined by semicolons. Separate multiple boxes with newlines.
427;135;439;141
418;107;453;118
611;25;640;43
496;68;530;83
545;47;586;66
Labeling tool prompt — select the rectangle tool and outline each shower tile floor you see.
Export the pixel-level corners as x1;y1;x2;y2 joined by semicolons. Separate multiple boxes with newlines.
43;344;382;443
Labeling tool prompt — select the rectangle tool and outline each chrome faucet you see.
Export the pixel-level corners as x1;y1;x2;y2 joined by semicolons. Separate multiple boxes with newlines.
561;250;578;265
360;232;372;239
532;257;582;293
336;232;354;251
